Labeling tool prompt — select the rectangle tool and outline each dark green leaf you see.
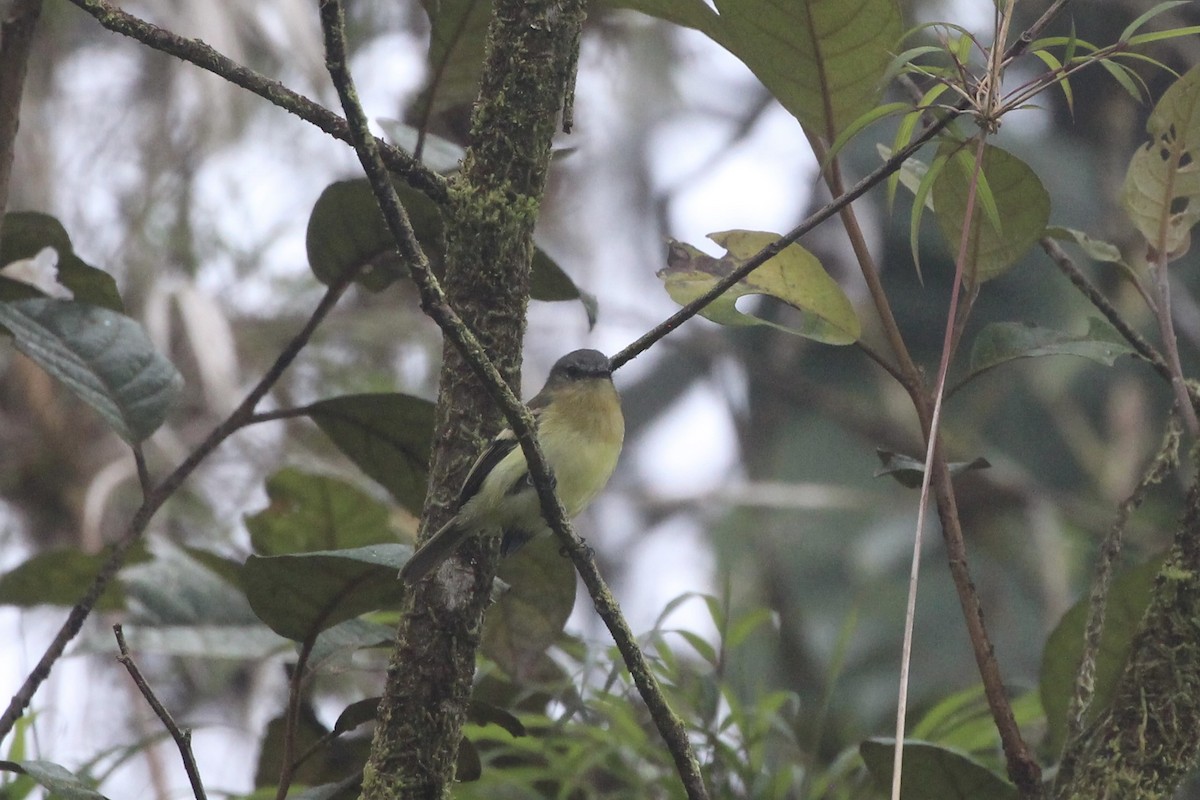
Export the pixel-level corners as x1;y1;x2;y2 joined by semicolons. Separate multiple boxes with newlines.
483;536;577;679
0;760;111;800
874;450;990;489
244;468;397;556
859;739;1017;800
1040;557;1163;754
413;0;492;128
241;544;410;641
0;545;150;611
1044;227;1124;264
306;394;435;514
466;700;527;738
333;698;380;735
0;212;123;311
254;706;368;791
0;299;182;443
305;178;427;291
306;179;589;311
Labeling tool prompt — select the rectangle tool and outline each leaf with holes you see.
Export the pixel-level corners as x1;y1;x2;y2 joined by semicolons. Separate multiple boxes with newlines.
0;299;181;443
0;212;123;310
1120;63;1200;260
658;230;859;344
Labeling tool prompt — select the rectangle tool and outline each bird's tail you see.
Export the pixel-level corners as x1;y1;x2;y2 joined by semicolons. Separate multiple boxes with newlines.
398;518;473;586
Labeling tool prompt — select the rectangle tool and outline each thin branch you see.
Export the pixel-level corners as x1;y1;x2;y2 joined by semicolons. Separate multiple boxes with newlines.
62;0;448;205
0;0;43;247
317;4;710;798
274;635;319;800
113;625;208;800
611;0;1073;373
0;276;353;740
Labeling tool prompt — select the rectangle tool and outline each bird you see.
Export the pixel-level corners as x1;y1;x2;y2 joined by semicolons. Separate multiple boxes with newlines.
399;348;624;586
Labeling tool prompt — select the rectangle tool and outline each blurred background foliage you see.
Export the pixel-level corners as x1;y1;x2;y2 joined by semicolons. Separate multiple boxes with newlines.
1;0;1199;797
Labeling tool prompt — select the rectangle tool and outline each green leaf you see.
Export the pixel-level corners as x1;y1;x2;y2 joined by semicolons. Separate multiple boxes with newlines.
483;536;577;680
308;618;395;674
120;544;259;625
306;394;435;514
963;319;1136;387
305;178;428;292
910;685;1043;762
658;230;860;344
376;119;465;174
1118;0;1190;42
0;299;183;443
241;544;409;641
412;0;492;128
0;761;110;800
1044;227;1124;263
0;545;149;611
0;212;123;311
618;0;903;138
1040;557;1163;754
874;450;990;489
932;142;1051;284
245;469;397;556
1120;64;1200;259
253;707;369;792
306;178;590;312
859;739;1017;800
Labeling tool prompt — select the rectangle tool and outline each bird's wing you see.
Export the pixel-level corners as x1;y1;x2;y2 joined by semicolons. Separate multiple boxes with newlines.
455;403;547;508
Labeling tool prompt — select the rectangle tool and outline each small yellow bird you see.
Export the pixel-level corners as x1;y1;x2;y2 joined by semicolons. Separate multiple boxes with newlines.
399;349;624;586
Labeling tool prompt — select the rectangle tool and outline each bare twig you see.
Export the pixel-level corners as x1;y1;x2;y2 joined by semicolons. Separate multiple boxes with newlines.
0;276;353;740
0;0;43;245
317;4;710;798
62;0;448;205
113;625;208;800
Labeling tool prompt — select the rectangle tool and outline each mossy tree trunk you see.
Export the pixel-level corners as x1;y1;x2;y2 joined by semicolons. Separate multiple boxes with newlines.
358;1;586;797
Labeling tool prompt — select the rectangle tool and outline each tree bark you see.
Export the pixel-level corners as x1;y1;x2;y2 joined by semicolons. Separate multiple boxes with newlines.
359;1;585;797
1055;465;1200;800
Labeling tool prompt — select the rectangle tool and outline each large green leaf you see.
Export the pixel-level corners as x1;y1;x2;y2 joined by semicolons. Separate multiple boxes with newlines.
859;739;1017;800
306;179;590;317
962;318;1136;388
1040;557;1162;754
244;469;397;556
412;0;492;128
306;394;435;515
0;212;123;311
483;536;577;680
616;0;903;138
241;544;409;641
0;299;182;443
658;230;860;344
932;142;1051;284
1120;63;1200;259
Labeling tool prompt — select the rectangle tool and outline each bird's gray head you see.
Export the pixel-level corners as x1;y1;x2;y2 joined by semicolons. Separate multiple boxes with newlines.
548;349;612;382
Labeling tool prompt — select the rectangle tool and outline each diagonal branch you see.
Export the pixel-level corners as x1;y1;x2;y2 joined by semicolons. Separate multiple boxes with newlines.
0;275;354;741
317;3;710;798
63;0;449;205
